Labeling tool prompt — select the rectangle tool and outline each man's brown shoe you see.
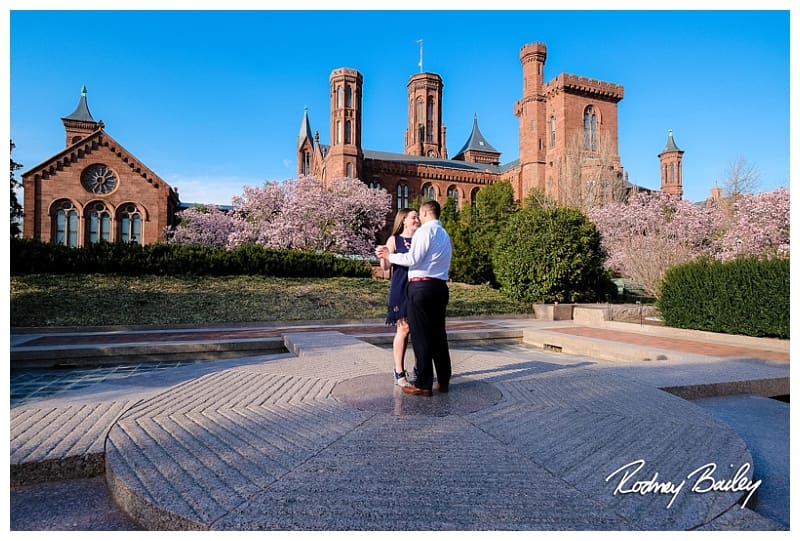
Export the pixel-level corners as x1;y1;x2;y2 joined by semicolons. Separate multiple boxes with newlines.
402;384;432;397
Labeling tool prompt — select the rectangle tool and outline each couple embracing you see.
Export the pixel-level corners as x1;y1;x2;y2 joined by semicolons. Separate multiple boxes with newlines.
375;200;452;397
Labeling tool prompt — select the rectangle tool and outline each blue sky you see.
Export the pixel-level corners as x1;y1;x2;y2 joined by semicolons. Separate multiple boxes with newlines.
7;5;793;206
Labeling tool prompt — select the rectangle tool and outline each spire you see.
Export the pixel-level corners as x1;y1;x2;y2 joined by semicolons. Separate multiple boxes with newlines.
298;106;314;150
453;114;500;158
62;85;95;122
662;129;681;152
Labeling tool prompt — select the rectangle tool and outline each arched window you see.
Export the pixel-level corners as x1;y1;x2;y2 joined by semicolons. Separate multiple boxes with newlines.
52;199;79;247
396;183;409;210
550;116;556;148
447;186;460;207
426;97;434;143
336;121;342;144
470;188;479;207
85;201;111;244
584;106;597;151
421;183;435;201
368;179;382;190
118;204;142;245
670;164;675;184
302;151;311;175
337;86;343;109
415;98;424;141
345;86;353;108
344;120;352;144
346;162;353;178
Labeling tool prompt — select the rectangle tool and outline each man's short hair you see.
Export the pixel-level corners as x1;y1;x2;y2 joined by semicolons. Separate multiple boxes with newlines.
421;200;441;219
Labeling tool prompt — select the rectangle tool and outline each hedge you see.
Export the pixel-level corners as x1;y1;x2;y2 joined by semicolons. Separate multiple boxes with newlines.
657;256;789;338
9;238;373;278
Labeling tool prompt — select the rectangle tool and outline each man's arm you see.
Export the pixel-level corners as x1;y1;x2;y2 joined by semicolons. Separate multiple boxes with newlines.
379;236;396;271
388;226;431;268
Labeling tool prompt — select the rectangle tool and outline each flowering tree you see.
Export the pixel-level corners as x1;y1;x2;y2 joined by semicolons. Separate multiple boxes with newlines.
167;176;392;257
165;205;240;248
588;192;722;296
715;187;789;261
588;187;789;296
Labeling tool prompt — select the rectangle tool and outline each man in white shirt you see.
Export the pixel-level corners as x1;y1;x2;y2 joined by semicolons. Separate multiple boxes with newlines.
376;200;452;396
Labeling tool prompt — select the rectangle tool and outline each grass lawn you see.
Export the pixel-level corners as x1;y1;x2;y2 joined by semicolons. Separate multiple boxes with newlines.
10;274;532;328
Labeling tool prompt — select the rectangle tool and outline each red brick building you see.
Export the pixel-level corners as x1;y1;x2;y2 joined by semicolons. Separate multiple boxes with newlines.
298;41;684;222
21;41;685;248
22;86;180;247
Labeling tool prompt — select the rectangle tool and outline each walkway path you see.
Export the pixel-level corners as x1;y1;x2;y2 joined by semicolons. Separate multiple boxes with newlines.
10;317;790;530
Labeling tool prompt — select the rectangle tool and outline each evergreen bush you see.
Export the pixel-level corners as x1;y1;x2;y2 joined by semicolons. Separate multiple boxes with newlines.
657;256;789;338
491;206;615;303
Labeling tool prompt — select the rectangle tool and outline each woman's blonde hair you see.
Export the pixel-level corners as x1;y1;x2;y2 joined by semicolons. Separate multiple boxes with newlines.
390;208;414;237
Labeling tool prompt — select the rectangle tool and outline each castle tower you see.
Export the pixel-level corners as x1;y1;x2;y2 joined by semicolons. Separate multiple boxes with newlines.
514;42;548;198
659;129;684;197
61;85;102;147
328;68;363;180
405;72;447;158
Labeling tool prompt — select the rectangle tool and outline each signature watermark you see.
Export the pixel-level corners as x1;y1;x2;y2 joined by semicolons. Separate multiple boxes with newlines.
605;459;762;509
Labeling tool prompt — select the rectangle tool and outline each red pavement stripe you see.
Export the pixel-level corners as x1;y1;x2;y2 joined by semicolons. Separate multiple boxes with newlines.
546;326;789;362
23;321;504;347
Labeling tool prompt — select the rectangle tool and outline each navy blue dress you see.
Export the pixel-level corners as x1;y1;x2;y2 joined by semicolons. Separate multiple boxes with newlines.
386;234;412;325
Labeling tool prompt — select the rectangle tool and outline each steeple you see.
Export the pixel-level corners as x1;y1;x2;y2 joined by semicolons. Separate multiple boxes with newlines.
297;107;315;177
61;85;101;147
452;114;501;165
662;128;682;153
298;106;314;150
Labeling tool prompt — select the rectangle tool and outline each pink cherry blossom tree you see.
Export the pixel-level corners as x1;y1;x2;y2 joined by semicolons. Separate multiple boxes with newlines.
714;187;789;261
164;205;239;248
588;187;789;296
588;192;722;296
167;176;392;257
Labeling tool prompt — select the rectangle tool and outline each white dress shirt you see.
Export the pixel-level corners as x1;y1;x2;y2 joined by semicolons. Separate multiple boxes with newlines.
388;219;452;280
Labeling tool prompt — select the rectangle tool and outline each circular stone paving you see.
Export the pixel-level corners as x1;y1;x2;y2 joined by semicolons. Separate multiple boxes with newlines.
331;374;503;416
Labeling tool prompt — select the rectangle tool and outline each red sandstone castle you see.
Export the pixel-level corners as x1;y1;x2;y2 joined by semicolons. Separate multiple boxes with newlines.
298;41;683;218
21;41;683;247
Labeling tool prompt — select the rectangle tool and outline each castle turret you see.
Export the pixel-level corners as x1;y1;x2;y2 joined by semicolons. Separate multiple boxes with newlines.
405;72;447;158
659;129;684;197
514;42;548;198
327;68;363;180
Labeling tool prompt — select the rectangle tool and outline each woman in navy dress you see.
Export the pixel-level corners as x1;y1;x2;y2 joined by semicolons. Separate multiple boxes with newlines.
380;208;419;387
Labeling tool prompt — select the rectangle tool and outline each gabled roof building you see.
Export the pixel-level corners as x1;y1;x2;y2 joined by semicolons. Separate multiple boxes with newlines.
22;86;180;247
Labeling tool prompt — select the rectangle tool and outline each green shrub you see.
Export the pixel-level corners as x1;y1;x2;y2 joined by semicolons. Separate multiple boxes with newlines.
9;238;372;278
491;206;615;303
657;256;789;338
